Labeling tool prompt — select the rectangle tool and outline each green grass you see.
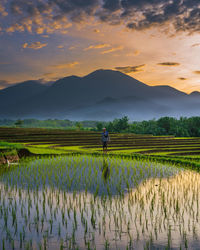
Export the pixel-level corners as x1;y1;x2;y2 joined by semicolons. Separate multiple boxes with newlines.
0;141;23;149
27;146;69;155
0;141;24;157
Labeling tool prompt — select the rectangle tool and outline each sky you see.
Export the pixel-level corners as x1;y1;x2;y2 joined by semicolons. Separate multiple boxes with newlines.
0;0;200;93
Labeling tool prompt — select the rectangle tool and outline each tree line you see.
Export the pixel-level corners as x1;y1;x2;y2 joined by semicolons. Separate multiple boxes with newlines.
97;116;200;137
0;116;200;137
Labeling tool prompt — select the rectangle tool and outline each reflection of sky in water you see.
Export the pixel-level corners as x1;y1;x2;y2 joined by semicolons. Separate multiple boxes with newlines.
1;156;200;249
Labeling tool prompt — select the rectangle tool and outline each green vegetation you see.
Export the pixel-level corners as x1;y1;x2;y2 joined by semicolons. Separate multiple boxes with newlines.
1;126;200;248
1;116;200;137
105;116;200;137
1;127;200;164
0;141;23;149
14;119;23;127
1;154;198;249
0;118;97;130
0;141;23;157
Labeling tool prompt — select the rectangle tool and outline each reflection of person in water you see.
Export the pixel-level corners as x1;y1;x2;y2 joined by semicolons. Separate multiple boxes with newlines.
102;157;110;181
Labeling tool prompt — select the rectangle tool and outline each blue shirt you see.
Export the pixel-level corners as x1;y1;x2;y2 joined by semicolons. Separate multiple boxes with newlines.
101;131;109;142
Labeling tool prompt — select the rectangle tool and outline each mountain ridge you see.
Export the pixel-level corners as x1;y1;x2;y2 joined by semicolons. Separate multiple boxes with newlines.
0;69;199;120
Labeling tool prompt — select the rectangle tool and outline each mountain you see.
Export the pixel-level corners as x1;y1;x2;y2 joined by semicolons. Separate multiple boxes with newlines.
0;69;199;120
0;80;48;107
189;91;200;97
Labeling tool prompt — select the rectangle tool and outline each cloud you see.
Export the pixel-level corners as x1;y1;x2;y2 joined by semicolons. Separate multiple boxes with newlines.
0;80;10;89
193;71;200;75
43;73;55;77
178;77;187;80
115;64;146;73
101;45;123;54
0;62;9;65
53;61;80;69
41;73;60;81
157;62;180;66
57;45;64;49
0;3;8;17
5;1;72;34
134;50;140;56
84;43;110;51
99;0;200;34
93;29;100;33
191;43;200;47
69;46;76;50
2;0;200;35
22;42;47;50
126;50;141;57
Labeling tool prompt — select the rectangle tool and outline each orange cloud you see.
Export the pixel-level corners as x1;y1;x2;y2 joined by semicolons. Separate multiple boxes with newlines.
134;50;140;56
126;50;141;57
93;29;100;33
0;4;8;17
191;43;200;47
115;64;146;73
84;43;110;51
22;42;48;50
101;45;123;54
6;24;25;33
69;46;76;50
6;10;72;35
53;61;80;69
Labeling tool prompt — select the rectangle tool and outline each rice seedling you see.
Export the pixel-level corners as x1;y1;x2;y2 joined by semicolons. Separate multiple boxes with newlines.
0;155;200;248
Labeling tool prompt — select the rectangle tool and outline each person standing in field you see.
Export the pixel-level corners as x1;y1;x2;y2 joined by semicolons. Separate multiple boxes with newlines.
101;128;110;153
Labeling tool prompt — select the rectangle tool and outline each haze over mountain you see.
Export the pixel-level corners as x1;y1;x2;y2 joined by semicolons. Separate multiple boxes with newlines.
0;69;200;121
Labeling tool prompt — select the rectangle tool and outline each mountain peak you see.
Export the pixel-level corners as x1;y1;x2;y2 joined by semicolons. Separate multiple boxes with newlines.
189;91;200;97
84;69;133;79
52;75;81;87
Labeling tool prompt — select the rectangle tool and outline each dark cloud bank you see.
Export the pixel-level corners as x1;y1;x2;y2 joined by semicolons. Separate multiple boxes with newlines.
3;0;200;34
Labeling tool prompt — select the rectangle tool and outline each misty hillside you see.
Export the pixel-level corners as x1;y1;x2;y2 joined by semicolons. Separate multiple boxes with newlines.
0;69;200;121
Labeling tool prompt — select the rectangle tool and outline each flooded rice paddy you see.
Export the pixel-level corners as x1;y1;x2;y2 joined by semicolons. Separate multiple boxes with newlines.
0;155;200;249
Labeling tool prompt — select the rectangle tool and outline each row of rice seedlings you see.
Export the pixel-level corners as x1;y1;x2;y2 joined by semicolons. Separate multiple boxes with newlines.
0;155;199;249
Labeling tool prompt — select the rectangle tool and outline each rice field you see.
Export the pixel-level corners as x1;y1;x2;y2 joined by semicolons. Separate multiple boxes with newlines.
1;127;200;157
1;155;200;249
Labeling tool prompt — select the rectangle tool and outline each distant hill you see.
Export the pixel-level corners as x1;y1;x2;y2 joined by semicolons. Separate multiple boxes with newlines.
0;69;200;120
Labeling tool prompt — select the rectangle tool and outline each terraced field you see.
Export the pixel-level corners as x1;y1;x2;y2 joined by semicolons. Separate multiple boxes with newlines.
1;127;200;249
1;127;200;157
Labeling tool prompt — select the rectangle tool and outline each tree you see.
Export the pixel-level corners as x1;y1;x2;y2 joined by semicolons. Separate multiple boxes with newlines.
112;116;129;132
96;122;103;131
157;117;176;134
15;119;23;127
75;122;83;130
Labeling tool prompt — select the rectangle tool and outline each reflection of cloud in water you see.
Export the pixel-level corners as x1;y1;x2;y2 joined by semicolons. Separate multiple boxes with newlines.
127;170;200;249
1;165;200;248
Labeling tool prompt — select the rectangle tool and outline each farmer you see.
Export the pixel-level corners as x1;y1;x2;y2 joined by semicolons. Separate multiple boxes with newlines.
101;127;110;153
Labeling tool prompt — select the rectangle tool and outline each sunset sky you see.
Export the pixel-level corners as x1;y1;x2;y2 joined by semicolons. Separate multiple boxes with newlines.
1;0;200;93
